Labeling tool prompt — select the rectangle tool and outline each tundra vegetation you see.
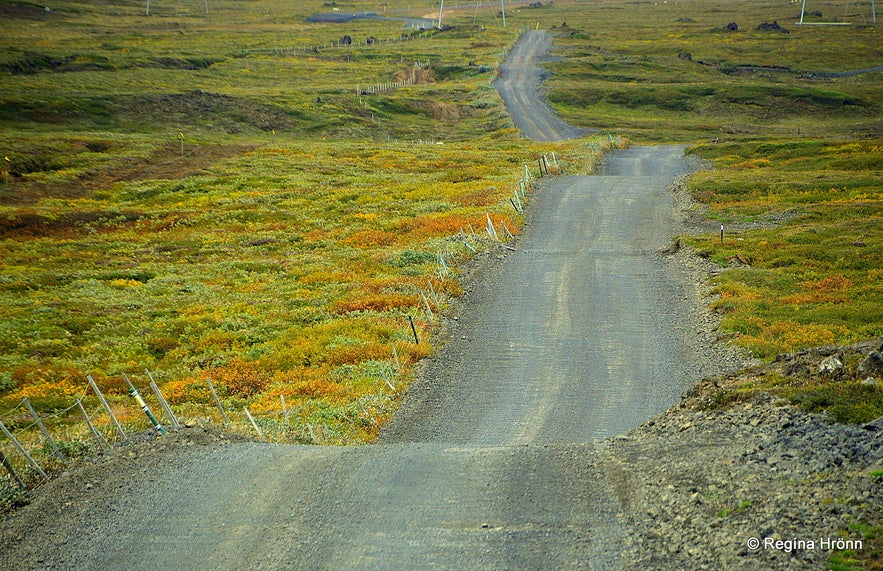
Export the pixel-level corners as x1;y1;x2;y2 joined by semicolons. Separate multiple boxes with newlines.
0;0;880;486
0;0;611;452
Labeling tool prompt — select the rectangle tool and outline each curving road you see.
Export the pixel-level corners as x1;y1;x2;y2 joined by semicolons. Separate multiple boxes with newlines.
1;31;704;571
494;30;589;141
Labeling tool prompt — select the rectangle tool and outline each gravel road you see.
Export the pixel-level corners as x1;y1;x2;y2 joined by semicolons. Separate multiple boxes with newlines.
381;146;704;445
494;30;589;141
0;29;815;571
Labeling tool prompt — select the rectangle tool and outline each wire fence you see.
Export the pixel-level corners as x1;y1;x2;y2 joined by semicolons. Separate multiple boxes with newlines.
244;28;437;57
0;151;562;501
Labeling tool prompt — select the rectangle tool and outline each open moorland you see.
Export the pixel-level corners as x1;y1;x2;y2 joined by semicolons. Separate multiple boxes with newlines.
0;0;881;569
1;0;612;449
0;0;881;530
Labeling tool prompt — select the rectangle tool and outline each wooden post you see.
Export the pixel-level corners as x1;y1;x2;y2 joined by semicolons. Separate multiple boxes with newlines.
0;450;27;491
486;213;499;240
392;345;401;371
87;375;128;442
500;222;514;240
22;397;67;463
146;370;180;429
421;292;434;319
77;399;109;449
243;407;262;438
537;158;545;177
148;380;179;430
206;379;230;426
428;280;440;307
281;395;289;428
0;419;46;479
408;315;420;344
720;224;724;243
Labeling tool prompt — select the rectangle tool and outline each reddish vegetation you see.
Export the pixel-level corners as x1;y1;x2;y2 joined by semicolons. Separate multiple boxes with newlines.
1;143;252;205
333;292;421;314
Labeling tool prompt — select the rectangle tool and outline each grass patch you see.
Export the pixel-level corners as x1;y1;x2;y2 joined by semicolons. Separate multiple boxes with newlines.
685;139;882;360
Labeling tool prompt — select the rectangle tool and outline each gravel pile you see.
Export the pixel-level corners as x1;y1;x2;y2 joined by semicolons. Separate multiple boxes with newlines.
602;395;882;570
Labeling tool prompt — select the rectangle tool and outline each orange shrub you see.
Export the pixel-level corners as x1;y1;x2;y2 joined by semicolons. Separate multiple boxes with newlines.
344;229;397;247
801;275;853;292
326;342;391;366
332;292;419;314
162;378;210;404
780;292;846;305
455;188;499;207
750;322;845;353
208;358;271;397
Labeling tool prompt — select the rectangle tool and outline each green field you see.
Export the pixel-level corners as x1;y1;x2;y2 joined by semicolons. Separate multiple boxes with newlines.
0;0;880;453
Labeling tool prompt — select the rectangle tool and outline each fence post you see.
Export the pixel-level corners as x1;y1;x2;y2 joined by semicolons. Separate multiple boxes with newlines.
87;375;128;443
0;419;47;479
21;397;67;464
486;213;499;240
206;379;230;426
392;345;401;371
243;407;263;438
122;373;165;435
0;450;27;491
408;315;420;344
77;399;109;449
146;370;180;430
281;395;290;428
421;292;434;319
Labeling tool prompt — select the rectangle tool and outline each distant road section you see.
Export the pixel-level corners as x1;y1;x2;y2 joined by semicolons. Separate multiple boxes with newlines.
494;30;589;141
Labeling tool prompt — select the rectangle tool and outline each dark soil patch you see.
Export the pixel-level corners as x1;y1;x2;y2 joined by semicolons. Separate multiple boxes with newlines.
0;143;252;205
133;90;292;132
0;1;56;20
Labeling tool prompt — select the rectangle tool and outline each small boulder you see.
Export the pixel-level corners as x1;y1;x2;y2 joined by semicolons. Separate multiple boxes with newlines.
757;21;789;33
818;354;844;378
857;351;883;377
725;22;739;31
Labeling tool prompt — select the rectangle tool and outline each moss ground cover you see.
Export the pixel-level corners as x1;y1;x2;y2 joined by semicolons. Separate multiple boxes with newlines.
0;0;880;453
0;0;616;446
685;139;882;359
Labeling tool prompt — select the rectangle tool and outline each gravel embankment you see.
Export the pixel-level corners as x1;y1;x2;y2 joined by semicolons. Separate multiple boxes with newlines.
605;395;882;570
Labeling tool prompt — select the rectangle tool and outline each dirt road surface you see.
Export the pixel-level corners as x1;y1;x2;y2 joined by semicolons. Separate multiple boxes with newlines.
494;30;588;141
382;146;699;445
1;31;720;571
